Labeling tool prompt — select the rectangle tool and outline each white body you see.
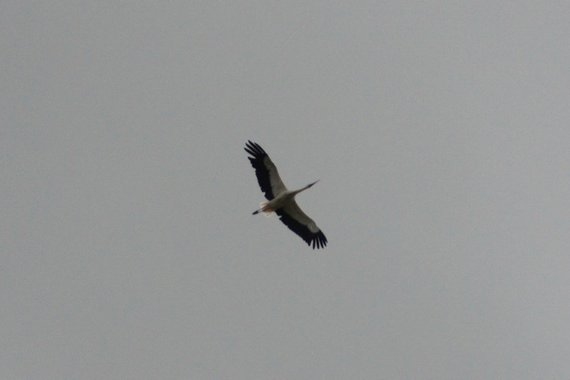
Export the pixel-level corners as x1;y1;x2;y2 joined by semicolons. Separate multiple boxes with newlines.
245;141;327;249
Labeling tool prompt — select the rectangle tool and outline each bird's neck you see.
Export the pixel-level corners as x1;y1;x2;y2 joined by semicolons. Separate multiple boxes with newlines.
292;184;312;196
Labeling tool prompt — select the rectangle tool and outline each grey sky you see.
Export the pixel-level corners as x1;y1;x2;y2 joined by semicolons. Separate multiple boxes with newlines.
2;1;570;379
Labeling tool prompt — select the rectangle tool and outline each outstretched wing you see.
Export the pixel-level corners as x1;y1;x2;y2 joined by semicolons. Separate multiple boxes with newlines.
275;200;327;249
244;140;287;200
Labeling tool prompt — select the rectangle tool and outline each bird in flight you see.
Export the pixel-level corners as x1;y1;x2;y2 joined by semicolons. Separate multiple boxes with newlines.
244;140;327;249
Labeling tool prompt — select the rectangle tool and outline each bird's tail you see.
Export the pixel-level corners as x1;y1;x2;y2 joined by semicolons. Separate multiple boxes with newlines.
252;201;273;217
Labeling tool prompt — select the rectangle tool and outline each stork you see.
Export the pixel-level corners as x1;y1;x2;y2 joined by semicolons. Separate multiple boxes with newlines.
244;140;327;249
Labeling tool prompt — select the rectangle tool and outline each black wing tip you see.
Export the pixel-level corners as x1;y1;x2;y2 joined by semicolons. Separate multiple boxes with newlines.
309;231;327;249
244;140;266;157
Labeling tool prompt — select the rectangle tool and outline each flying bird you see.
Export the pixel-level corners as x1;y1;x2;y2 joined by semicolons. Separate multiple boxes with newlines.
244;140;327;249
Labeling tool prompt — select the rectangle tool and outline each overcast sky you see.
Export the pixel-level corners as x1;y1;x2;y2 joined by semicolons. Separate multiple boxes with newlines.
2;1;570;379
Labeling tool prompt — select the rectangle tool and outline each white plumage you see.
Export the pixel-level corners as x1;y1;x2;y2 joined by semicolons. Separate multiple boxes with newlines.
245;140;327;249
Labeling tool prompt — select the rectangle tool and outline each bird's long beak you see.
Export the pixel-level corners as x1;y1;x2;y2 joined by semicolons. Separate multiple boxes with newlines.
308;180;319;187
